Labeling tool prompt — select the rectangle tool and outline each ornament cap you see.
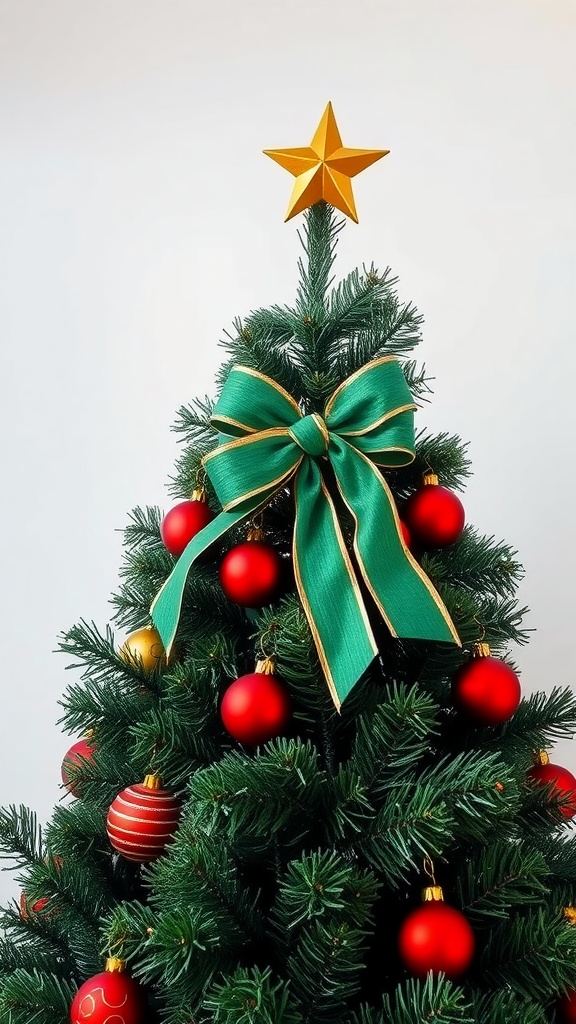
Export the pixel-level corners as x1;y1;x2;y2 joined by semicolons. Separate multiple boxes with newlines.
533;749;550;766
191;487;208;503
472;641;491;658
564;906;576;925
247;525;265;542
422;885;444;902
105;957;126;974
422;471;439;486
256;657;277;675
143;773;163;790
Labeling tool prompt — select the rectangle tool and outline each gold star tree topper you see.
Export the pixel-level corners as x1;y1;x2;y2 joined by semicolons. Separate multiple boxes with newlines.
263;102;389;223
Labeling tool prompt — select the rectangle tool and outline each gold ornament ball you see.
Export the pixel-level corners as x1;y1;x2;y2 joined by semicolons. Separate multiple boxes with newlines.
119;626;167;673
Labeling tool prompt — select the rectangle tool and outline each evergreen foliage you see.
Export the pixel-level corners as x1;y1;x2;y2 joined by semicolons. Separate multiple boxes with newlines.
1;202;575;1024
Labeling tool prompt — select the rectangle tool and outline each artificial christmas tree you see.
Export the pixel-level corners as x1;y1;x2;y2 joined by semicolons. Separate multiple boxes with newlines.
1;102;576;1024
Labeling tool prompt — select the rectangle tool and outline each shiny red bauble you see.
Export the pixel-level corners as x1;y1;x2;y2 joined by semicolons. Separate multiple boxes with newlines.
398;898;475;978
221;667;291;746
527;755;576;819
70;963;144;1024
558;989;576;1023
161;496;214;558
451;650;521;726
403;476;465;548
219;540;283;607
61;737;96;797
106;776;181;862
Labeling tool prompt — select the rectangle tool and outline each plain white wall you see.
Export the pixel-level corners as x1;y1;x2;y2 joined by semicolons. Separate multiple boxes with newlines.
1;0;575;901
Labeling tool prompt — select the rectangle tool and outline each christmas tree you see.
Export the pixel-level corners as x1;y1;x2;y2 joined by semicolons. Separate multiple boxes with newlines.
3;103;576;1024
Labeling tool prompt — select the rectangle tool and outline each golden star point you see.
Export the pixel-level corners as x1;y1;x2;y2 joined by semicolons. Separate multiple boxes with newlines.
263;102;389;222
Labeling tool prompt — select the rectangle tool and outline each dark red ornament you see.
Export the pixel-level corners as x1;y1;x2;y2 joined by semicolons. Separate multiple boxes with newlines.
61;735;96;797
20;856;63;921
398;888;475;978
451;643;521;726
106;775;181;862
527;752;576;819
403;472;465;548
70;959;144;1024
221;659;291;746
219;539;282;607
20;892;50;920
161;489;214;558
558;989;576;1023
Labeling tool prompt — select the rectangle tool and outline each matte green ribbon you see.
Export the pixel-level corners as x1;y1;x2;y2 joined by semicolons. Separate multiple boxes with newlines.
151;357;460;708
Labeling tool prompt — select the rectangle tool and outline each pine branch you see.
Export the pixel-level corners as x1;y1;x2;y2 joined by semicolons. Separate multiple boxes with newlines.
171;395;215;444
289;917;369;1024
295;203;342;319
0;806;43;867
353;976;473;1024
471;990;547;1024
456;841;549;923
481;906;576;1000
351;684;440;801
0;970;74;1024
422;527;524;599
187;739;327;865
204;966;303;1024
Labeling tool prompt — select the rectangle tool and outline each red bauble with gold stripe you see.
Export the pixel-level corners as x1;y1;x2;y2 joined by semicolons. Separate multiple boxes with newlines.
70;958;144;1024
106;775;181;863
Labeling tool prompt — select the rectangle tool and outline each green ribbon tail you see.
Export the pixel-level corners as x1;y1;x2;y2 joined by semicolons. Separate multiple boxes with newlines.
151;507;256;657
329;436;461;646
293;459;379;710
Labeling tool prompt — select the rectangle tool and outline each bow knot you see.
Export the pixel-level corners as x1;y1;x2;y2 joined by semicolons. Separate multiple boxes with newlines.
289;413;329;457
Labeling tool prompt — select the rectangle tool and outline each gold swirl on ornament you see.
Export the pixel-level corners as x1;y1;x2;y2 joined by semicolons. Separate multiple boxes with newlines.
78;985;128;1023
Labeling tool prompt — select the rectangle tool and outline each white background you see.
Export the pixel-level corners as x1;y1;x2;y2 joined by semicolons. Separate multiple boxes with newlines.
1;0;575;901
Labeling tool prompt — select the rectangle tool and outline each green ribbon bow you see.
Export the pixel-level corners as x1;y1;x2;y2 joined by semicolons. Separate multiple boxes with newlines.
151;356;460;708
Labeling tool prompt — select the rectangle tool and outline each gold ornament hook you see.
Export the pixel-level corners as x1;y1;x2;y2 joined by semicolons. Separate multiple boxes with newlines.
247;512;265;542
423;857;437;886
422;857;443;902
258;621;279;665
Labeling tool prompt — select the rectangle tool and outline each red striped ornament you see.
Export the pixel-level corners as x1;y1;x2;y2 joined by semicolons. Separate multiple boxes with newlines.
106;775;181;863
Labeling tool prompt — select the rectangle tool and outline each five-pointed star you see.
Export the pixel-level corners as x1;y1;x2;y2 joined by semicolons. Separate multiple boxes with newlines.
263;102;389;222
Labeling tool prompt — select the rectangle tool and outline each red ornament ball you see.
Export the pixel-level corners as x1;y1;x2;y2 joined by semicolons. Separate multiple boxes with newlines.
221;669;291;746
451;653;521;726
20;856;63;921
398;899;475;978
70;964;144;1024
161;497;214;558
61;737;96;797
106;777;181;862
20;892;50;920
558;990;576;1023
527;757;576;819
403;480;465;548
219;541;283;607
